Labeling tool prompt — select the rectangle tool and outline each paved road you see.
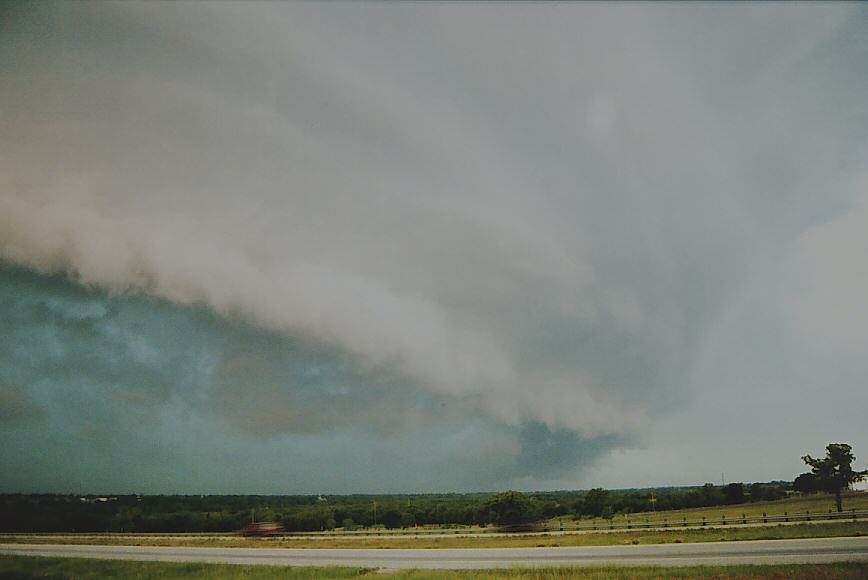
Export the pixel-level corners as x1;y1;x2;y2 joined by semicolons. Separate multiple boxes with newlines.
3;537;868;569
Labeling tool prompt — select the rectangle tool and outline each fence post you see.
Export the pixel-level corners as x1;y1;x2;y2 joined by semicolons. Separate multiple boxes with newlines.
784;511;788;522
682;517;687;527
853;509;857;522
763;512;767;523
721;515;726;525
806;511;811;521
701;516;706;527
742;513;747;524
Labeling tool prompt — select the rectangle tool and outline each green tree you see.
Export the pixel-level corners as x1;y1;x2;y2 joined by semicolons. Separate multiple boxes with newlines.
579;488;609;518
793;473;818;494
481;491;536;525
400;509;418;529
723;483;746;504
799;443;863;512
700;483;724;506
380;508;402;529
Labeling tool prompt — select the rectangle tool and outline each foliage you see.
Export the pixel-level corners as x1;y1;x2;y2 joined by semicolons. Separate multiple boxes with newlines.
480;491;536;525
794;473;819;494
578;488;609;518
0;480;797;533
798;443;864;512
723;483;746;504
379;508;402;529
281;506;335;531
748;482;786;502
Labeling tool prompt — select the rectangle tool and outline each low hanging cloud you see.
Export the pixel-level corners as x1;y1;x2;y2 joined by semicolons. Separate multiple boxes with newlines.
2;2;868;491
0;379;44;425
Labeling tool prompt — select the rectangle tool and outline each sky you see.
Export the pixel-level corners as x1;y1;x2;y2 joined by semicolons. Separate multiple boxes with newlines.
1;2;867;494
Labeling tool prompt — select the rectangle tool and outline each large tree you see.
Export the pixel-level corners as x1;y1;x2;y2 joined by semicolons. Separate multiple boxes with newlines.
481;491;536;525
798;443;863;512
579;488;610;518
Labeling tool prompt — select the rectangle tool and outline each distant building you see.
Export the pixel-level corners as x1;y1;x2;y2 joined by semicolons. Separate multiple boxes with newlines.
852;476;868;492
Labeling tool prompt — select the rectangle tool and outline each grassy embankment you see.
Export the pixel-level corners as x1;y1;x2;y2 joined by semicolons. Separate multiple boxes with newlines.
2;555;868;580
3;521;867;549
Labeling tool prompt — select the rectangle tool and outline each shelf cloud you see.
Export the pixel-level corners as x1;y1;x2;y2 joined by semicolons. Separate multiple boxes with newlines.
1;2;867;492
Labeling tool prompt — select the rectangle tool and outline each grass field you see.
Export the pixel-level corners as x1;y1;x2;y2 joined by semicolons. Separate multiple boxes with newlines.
555;493;868;528
3;495;866;551
3;521;867;549
2;555;868;579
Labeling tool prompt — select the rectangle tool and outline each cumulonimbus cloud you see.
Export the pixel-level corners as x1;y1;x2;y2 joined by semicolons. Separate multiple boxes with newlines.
1;1;866;474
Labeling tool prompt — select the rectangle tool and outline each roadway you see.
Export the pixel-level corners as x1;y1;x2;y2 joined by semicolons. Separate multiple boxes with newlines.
2;537;868;569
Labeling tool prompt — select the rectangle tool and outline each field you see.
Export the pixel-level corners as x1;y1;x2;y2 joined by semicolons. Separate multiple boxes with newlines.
4;521;867;550
2;555;868;579
555;493;868;529
3;496;868;575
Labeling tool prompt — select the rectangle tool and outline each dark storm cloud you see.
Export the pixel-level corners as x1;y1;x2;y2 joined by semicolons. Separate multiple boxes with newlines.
0;379;44;425
1;2;868;491
511;423;623;480
0;264;449;437
0;264;601;491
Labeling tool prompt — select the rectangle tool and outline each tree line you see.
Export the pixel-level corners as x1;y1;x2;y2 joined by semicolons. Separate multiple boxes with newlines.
3;443;861;533
0;482;789;533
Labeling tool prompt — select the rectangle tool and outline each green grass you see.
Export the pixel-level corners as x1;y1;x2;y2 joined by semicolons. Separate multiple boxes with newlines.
2;555;868;579
399;563;868;579
4;521;867;549
557;492;868;529
0;555;369;579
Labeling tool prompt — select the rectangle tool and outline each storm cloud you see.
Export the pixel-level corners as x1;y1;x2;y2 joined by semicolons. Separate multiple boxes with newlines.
1;2;867;492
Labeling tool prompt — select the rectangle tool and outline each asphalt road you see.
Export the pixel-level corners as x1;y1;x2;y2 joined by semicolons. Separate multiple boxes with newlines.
3;537;868;569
